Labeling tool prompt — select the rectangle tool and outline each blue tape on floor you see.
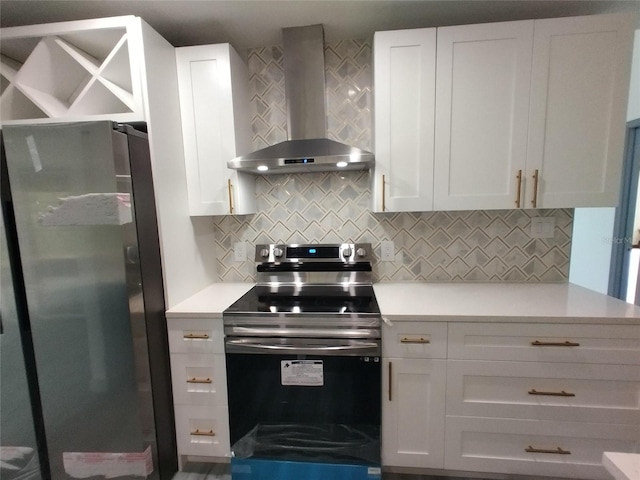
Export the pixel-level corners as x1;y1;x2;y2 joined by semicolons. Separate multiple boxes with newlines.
230;458;382;480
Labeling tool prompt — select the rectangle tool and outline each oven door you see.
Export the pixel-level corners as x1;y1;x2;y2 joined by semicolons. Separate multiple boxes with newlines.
225;336;381;466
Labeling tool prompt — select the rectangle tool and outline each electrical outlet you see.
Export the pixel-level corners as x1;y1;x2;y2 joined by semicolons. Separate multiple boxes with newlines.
234;242;247;262
530;217;555;239
381;241;395;261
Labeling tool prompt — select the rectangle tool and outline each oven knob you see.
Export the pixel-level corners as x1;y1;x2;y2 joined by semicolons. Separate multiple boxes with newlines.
260;248;270;258
356;247;367;258
342;247;352;258
273;247;284;258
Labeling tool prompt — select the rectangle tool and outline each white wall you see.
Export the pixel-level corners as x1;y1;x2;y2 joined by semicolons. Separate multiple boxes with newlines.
627;29;640;122
569;208;616;293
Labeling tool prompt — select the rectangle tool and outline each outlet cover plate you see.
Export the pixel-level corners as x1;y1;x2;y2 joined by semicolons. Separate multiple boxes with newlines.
381;241;395;261
530;217;555;239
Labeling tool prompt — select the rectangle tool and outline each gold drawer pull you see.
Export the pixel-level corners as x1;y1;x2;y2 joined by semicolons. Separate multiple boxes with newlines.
531;340;580;347
400;337;430;344
525;446;571;455
190;429;215;437
186;377;212;384
184;333;210;339
529;389;575;397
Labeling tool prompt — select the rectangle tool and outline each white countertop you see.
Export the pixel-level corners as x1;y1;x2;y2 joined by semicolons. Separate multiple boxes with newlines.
166;281;640;324
373;282;640;323
603;452;640;480
166;283;253;318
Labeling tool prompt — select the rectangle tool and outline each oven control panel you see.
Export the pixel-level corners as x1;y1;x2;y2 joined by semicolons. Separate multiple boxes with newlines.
255;243;372;263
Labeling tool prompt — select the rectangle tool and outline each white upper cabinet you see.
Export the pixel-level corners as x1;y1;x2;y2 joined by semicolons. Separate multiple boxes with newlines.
433;21;534;211
527;14;635;208
373;14;634;212
372;28;436;212
0;16;145;124
175;44;255;216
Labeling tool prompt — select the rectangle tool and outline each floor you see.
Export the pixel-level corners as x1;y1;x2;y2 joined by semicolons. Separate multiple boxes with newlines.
172;462;490;480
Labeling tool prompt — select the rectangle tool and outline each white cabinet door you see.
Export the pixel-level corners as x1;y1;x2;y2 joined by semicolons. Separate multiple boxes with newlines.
176;44;255;216
527;14;635;208
373;28;436;212
434;21;534;211
382;358;446;468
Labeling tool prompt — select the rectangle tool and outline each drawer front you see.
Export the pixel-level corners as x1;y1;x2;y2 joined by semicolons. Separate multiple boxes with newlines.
167;318;224;354
448;323;640;364
174;405;230;458
445;416;639;480
446;360;640;424
383;321;447;358
170;353;228;406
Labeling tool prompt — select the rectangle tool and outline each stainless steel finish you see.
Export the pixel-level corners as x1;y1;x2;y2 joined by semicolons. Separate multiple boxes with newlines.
225;337;381;356
224;315;380;339
283;24;326;141
227;138;374;174
254;243;372;263
257;270;372;287
227;25;374;174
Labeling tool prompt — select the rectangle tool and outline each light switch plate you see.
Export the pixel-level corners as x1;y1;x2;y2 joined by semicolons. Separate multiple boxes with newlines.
234;242;247;261
530;217;555;239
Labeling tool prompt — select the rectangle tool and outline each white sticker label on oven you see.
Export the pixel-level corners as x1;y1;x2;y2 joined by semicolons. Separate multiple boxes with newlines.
281;360;323;386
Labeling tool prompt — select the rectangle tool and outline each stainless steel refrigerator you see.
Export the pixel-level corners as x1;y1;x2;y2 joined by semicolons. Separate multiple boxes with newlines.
1;121;177;479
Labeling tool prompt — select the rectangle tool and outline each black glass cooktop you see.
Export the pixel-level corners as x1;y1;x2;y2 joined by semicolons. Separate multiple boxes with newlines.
224;285;381;316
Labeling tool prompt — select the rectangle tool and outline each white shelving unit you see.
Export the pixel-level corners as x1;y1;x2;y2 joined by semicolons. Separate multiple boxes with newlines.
1;16;144;123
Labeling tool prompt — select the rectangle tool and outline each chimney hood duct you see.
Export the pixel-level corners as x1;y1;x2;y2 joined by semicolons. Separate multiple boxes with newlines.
228;24;374;174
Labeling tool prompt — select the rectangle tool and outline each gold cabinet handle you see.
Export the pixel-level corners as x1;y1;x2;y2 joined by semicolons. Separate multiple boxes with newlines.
388;361;392;401
400;337;430;344
525;446;571;455
382;175;386;212
531;169;539;208
529;389;575;397
190;429;215;437
515;169;522;208
186;377;212;384
531;340;580;347
183;333;210;339
227;178;234;214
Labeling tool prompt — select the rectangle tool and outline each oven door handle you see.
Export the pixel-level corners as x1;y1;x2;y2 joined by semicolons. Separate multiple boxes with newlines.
225;339;380;356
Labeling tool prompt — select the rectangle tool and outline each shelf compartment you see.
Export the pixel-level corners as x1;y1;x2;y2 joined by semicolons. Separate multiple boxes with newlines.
13;36;94;117
1;85;47;120
67;78;132;116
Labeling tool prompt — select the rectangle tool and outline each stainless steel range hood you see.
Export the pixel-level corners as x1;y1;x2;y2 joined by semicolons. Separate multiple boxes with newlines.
228;24;374;174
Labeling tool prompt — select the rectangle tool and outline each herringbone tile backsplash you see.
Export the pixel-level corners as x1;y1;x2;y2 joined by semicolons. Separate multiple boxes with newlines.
212;40;573;283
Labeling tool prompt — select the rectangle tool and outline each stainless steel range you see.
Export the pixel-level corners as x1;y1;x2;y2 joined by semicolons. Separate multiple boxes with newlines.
223;243;382;479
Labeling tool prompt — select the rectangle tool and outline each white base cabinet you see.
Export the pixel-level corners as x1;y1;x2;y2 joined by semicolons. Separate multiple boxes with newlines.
175;44;255;216
382;322;447;468
444;416;638;480
167;318;230;466
383;320;640;479
383;358;446;469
